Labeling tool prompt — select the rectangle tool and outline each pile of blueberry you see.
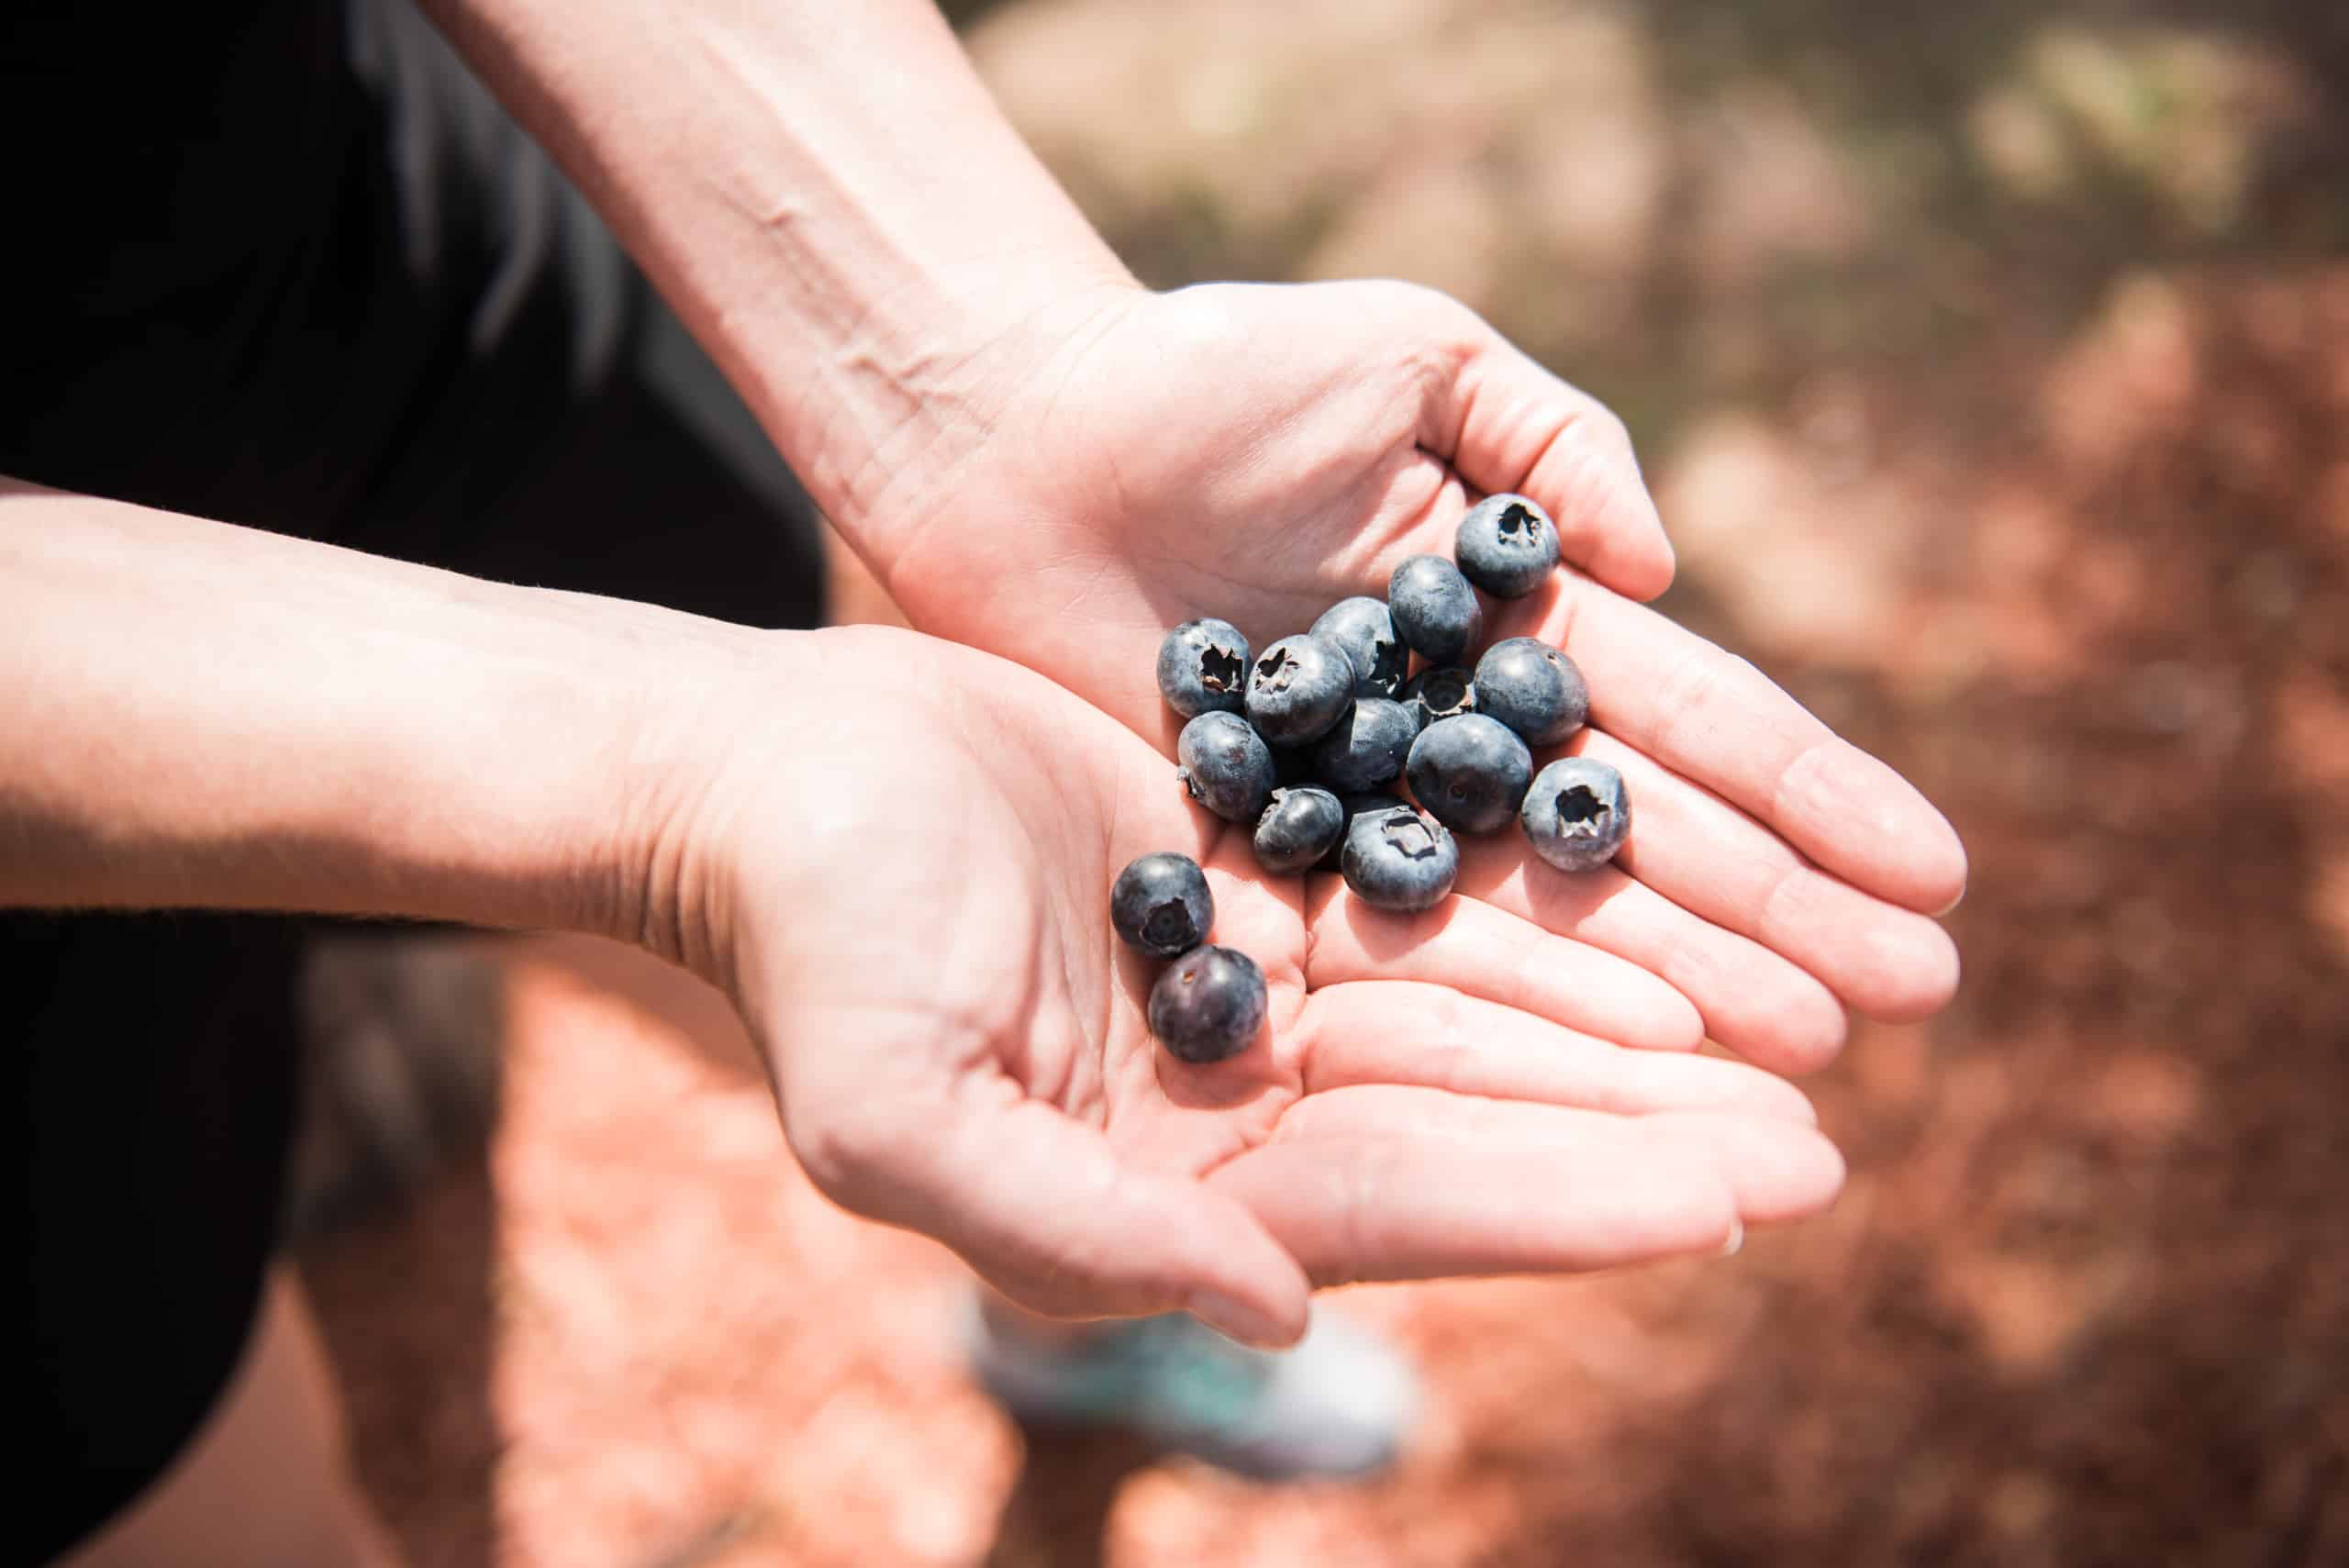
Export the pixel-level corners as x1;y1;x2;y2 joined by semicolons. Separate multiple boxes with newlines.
1113;495;1632;1063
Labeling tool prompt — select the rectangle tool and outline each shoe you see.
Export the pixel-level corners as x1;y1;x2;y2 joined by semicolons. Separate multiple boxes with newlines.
965;1298;1419;1481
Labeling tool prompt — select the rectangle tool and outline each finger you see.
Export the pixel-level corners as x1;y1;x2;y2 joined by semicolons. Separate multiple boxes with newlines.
1485;580;1969;917
1452;836;1851;1074
1277;1088;1845;1222
1299;871;1705;1053
795;1082;1311;1348
1208;1087;1843;1285
1388;283;1675;601
1293;979;1818;1125
1573;728;1963;1020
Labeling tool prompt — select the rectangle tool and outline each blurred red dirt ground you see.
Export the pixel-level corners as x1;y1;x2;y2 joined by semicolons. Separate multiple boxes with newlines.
294;2;2349;1562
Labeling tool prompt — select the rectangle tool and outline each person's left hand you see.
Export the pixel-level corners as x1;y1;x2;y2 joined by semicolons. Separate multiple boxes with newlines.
851;280;1967;1076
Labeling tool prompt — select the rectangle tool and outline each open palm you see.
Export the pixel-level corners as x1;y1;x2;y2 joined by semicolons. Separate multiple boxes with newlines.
863;279;1967;1075
707;627;1841;1344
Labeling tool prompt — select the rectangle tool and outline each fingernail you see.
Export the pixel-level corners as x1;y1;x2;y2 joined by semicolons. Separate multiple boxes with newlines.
1718;1218;1746;1259
1189;1291;1294;1350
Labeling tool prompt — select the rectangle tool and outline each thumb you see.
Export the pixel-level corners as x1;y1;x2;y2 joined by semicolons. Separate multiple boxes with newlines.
795;1085;1313;1349
1386;283;1675;601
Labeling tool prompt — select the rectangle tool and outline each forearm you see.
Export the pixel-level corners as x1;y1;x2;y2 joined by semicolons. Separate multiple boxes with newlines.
0;479;740;953
419;0;1134;559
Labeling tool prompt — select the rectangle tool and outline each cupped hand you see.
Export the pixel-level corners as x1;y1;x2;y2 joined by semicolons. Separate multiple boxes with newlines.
684;625;1841;1347
860;279;1968;1073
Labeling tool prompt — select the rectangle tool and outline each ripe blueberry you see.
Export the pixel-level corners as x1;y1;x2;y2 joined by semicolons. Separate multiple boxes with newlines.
1520;756;1631;872
1473;637;1589;747
1176;710;1277;823
1308;596;1406;699
1110;851;1215;959
1386;555;1482;666
1319;791;1408;872
1455;493;1561;599
1244;633;1354;746
1340;801;1460;912
1253;785;1344;873
1406;714;1533;835
1311;697;1418;793
1155;617;1252;719
1400;665;1477;732
1149;945;1269;1063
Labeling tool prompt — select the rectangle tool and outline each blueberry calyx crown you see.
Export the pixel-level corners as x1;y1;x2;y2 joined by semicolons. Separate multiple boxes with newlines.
1551;784;1609;835
1496;501;1543;541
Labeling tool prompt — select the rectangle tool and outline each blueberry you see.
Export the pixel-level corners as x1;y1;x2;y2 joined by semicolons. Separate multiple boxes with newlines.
1319;791;1408;872
1311;697;1418;793
1386;555;1483;666
1406;714;1533;835
1149;944;1269;1063
1110;851;1215;958
1253;786;1344;873
1400;665;1477;732
1339;801;1459;912
1176;711;1276;823
1156;617;1252;718
1520;757;1631;872
1455;493;1561;598
1243;633;1354;746
1308;597;1406;699
1473;637;1589;747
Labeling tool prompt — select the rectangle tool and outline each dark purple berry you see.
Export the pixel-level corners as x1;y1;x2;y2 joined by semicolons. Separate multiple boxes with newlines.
1520;757;1631;872
1310;597;1406;699
1244;633;1355;746
1340;801;1459;912
1254;786;1344;873
1156;617;1252;718
1387;555;1482;665
1149;945;1268;1063
1473;638;1588;747
1406;713;1533;836
1176;711;1276;823
1456;493;1560;598
1110;851;1215;958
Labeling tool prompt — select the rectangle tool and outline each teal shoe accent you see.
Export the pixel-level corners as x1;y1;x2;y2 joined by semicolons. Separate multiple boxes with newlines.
967;1301;1419;1481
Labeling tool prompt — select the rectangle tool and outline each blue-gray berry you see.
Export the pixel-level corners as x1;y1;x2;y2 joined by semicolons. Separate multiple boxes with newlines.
1386;555;1482;666
1340;801;1460;912
1311;697;1418;794
1406;713;1533;835
1520;756;1631;872
1473;637;1588;747
1400;665;1477;732
1176;710;1277;823
1309;596;1406;699
1155;617;1252;718
1253;786;1344;873
1244;633;1354;746
1109;851;1215;958
1456;493;1561;598
1149;945;1268;1063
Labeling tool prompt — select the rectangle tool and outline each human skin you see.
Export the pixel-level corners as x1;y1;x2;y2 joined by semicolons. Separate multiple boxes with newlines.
3;486;1842;1346
421;0;1968;1074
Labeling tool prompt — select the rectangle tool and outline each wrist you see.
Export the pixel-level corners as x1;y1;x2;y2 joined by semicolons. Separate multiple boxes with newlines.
0;482;765;952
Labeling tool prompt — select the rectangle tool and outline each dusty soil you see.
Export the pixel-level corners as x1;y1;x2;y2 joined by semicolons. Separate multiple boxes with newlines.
297;1;2349;1562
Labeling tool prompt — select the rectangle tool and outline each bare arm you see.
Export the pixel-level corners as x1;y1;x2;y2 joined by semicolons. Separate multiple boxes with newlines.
0;478;719;951
417;0;1136;560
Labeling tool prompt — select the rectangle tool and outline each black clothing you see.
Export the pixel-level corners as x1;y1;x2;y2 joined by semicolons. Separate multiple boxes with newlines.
5;5;823;1555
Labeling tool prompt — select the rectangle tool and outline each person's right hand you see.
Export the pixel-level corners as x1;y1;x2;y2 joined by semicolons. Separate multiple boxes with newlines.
652;625;1842;1348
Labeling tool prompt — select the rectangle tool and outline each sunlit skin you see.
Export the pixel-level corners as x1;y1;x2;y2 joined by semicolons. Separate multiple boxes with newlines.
851;280;1969;1078
705;627;1849;1347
